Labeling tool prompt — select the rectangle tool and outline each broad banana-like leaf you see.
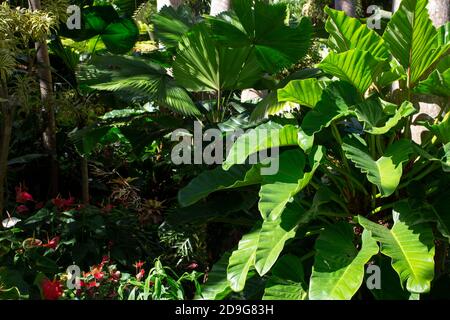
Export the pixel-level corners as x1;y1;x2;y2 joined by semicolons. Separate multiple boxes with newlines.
358;203;435;293
415;68;450;97
223;123;312;170
324;6;389;59
178;165;262;207
173;23;262;92
383;0;450;87
258;146;324;220
319;49;387;94
227;224;261;292
262;255;308;300
309;223;379;300
342;139;413;197
207;0;312;73
196;252;233;300
255;201;312;276
249;69;324;121
301;81;360;136
354;100;416;135
277;79;324;108
423;112;450;144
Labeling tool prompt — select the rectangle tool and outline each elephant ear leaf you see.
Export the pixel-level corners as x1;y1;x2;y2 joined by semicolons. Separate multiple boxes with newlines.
415;68;450;97
358;202;435;294
227;224;261;292
309;222;379;300
319;49;388;95
263;255;308;300
258;146;324;220
342;139;413;197
277;78;324;109
383;0;450;87
324;6;389;59
255;201;313;276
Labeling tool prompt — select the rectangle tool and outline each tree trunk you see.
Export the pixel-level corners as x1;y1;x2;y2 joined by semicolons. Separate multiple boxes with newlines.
29;0;58;196
334;0;356;17
81;156;89;206
411;0;449;143
157;0;184;11
210;0;231;16
0;82;13;218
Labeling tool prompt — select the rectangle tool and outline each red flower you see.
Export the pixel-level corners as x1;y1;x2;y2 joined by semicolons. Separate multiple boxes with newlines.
52;196;75;210
42;236;60;250
100;255;109;266
42;279;63;300
87;281;99;288
15;186;33;203
16;205;29;214
110;270;121;281
93;271;104;280
136;269;145;281
133;261;145;269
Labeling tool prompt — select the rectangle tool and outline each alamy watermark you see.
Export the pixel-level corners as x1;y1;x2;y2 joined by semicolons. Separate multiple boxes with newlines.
170;121;279;175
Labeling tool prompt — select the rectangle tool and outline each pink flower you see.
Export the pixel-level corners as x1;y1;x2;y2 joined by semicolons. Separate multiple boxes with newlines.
136;269;145;281
133;261;145;269
16;205;29;214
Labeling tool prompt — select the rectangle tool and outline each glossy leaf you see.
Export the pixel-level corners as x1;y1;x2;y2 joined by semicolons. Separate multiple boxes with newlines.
227;225;261;292
324;6;389;59
319;49;387;94
309;224;378;300
343;139;413;197
259;146;324;220
358;202;435;293
277;79;324;108
383;0;450;87
223;123;308;170
255;201;313;276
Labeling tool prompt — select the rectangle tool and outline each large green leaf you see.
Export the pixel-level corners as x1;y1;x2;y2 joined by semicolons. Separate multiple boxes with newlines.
258;146;324;220
358;203;435;293
249;69;323;121
207;0;312;73
178;165;262;207
301;81;360;136
319;49;387;94
354;100;416;135
227;224;261;292
342;139;413;197
255;201;313;276
415;68;450;97
152;5;195;47
223;123;311;170
78;55;200;116
433;191;450;242
60;6;139;54
262;255;308;300
309;224;378;300
173;23;262;92
383;0;450;87
324;6;389;59
196;252;233;300
277;79;324;108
